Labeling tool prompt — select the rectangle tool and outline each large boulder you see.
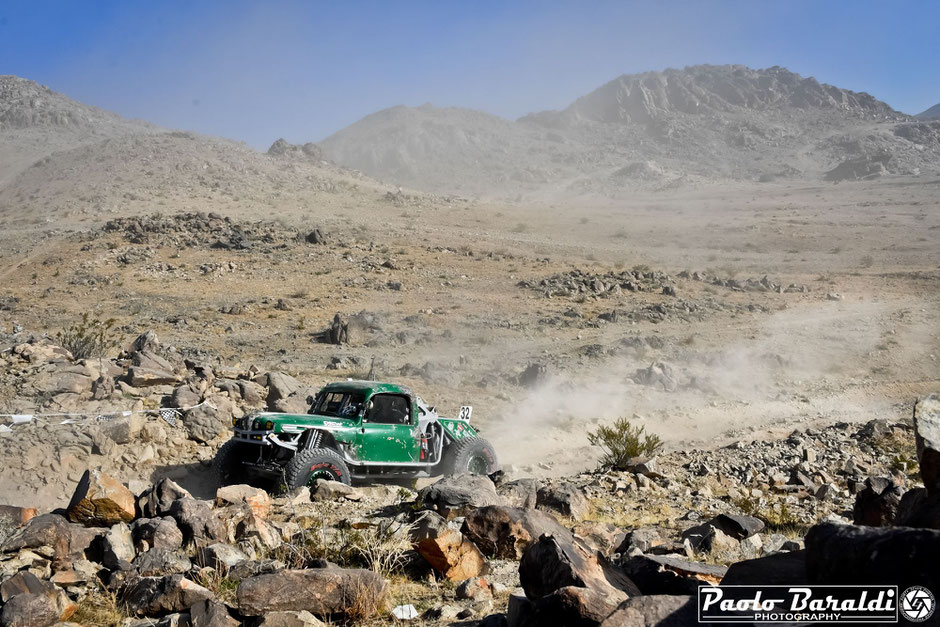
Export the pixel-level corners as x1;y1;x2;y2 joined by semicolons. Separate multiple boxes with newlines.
216;485;271;519
705;514;764;540
852;476;902;527
418;474;503;520
462;506;572;559
101;414;145;445
132;517;184;552
519;533;640;603
190;599;240;627
805;522;940;591
133;548;192;577
721;551;807;585
914;393;940;494
0;506;37;527
0;514;71;559
66;470;136;526
265;372;303;410
183;404;228;443
525;586;622;627
236;568;386;619
166;499;227;543
127;366;180;387
122;575;214;616
536;483;590;521
895;487;940;529
499;478;539;509
99;522;135;569
138;479;192;518
572;521;626;556
413;522;487;581
620;554;726;595
0;571;77;625
198;543;250;570
599;595;697;627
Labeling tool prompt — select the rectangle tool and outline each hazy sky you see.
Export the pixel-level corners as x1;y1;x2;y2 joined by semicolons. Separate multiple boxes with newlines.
3;0;938;148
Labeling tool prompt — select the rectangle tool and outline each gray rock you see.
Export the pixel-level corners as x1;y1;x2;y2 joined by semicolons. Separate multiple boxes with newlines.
101;522;136;569
189;598;240;627
236;568;386;619
122;575;214;616
600;595;696;627
619;554;725;595
536;482;590;521
138;479;193;518
183;404;228;443
462;505;572;559
198;543;250;570
616;527;664;554
519;533;640;603
499;478;539;509
133;517;184;552
722;550;806;585
418;474;503;520
852;476;902;526
133;549;191;577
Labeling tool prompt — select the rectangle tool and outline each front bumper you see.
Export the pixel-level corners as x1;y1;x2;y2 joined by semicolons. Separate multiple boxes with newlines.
232;427;273;444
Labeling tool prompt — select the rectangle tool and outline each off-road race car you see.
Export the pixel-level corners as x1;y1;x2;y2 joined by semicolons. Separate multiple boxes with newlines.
213;380;499;489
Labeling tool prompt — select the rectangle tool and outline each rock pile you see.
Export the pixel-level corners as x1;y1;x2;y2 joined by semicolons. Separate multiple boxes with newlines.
100;212;325;252
518;268;675;299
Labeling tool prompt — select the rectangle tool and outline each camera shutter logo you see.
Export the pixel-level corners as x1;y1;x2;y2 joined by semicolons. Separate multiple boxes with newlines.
901;586;935;623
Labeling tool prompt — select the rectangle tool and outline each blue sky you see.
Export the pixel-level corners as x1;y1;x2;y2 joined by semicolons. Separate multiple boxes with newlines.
2;0;938;148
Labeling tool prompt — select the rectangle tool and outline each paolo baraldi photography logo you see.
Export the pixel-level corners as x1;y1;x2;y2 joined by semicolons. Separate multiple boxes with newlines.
698;584;937;623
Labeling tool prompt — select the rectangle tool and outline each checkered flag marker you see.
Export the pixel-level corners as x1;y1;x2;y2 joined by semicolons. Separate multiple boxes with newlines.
159;408;179;427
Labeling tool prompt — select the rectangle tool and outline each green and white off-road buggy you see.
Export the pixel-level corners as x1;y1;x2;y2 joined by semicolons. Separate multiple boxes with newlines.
214;380;498;489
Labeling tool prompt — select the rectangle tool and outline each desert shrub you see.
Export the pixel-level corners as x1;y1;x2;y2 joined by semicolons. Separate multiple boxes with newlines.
56;313;120;359
587;417;663;469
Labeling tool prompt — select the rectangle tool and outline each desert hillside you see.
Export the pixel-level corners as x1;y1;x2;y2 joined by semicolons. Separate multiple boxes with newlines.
321;65;940;197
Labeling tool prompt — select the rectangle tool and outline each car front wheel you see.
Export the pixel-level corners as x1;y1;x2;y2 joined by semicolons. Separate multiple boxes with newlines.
283;447;352;489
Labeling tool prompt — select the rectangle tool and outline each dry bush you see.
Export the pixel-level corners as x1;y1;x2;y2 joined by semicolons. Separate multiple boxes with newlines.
587;417;663;470
71;583;127;627
56;313;120;359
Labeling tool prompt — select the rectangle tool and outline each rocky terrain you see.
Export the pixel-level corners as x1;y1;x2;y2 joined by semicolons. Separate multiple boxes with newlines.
320;65;940;197
0;392;938;626
0;71;938;625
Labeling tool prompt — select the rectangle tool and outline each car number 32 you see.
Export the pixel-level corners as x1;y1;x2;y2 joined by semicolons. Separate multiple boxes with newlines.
458;406;472;420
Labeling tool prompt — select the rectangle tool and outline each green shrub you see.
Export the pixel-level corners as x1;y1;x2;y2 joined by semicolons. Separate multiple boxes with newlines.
56;313;120;359
587;417;663;469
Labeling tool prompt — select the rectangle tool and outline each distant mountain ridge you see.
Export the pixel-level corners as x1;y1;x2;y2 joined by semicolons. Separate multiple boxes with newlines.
916;103;940;119
543;65;897;126
320;64;939;196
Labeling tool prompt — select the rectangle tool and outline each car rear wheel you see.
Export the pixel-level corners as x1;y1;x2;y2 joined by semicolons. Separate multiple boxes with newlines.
214;439;250;487
283;447;351;489
443;436;499;476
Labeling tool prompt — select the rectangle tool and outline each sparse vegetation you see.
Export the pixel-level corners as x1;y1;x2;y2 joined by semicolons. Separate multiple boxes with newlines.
587;417;663;469
56;313;120;359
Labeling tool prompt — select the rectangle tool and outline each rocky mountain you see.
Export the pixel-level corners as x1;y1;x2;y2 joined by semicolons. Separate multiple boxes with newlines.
916;102;940;119
320;65;940;197
0;77;439;229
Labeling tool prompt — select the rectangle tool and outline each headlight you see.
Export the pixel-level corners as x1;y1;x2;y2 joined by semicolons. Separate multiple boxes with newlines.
265;421;274;430
232;417;238;426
